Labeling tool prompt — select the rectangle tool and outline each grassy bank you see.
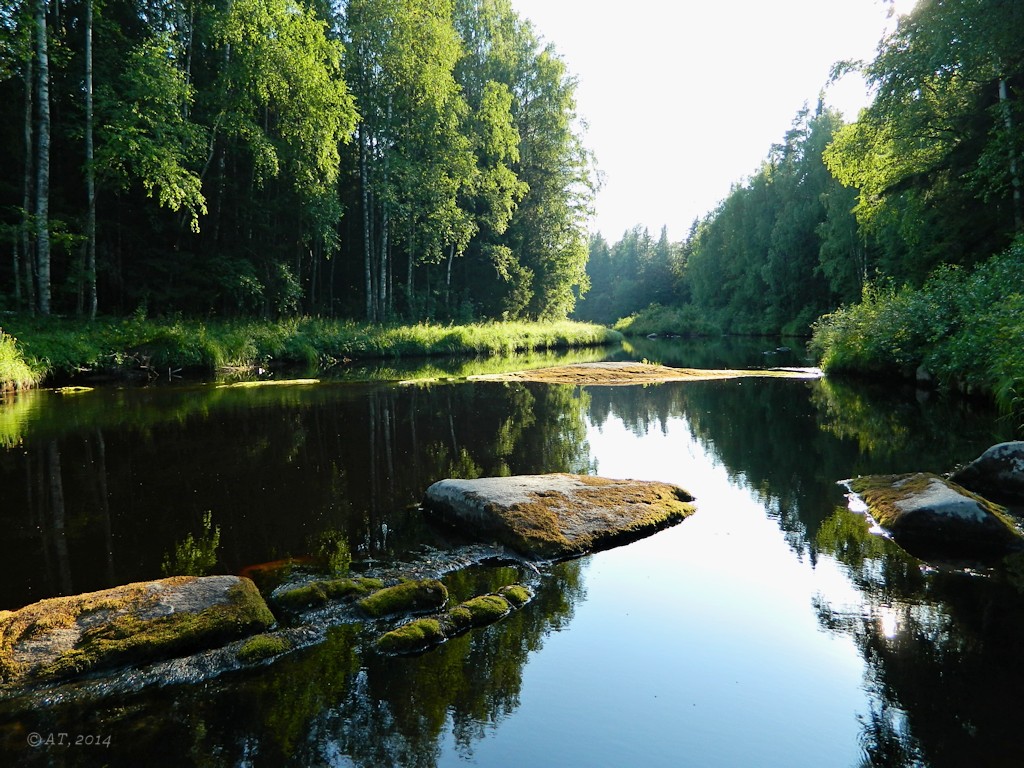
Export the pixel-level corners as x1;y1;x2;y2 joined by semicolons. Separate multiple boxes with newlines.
809;239;1024;416
612;304;719;337
0;316;621;388
0;329;40;392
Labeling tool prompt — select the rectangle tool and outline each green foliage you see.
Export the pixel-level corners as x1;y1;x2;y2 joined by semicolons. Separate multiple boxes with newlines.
0;328;38;391
612;303;718;338
810;239;1024;419
0;0;589;323
310;530;352;578
161;511;221;577
0;315;619;388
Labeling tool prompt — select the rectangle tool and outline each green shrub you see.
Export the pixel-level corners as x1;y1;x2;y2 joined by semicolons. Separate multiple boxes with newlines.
810;239;1024;420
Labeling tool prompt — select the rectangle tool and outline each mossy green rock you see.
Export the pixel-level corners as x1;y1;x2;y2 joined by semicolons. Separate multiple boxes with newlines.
0;576;274;687
357;579;448;618
375;619;445;655
236;633;293;663
273;577;384;611
376;584;533;655
423;474;695;560
849;472;1024;562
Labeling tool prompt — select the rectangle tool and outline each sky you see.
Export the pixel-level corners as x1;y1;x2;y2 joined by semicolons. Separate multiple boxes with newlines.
510;0;917;242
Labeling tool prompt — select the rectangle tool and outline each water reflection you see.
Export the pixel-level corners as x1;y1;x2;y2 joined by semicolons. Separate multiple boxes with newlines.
1;346;1022;767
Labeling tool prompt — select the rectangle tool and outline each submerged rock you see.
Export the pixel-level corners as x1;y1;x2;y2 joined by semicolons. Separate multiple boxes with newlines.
357;579;449;618
466;361;822;386
847;473;1024;563
375;584;534;655
422;473;696;560
950;442;1024;505
0;575;274;688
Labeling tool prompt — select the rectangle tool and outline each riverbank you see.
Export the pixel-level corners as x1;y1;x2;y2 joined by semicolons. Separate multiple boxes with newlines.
809;240;1024;419
0;316;621;390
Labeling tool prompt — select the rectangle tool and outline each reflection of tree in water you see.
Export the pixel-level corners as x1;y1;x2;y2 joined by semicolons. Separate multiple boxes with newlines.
816;505;1024;767
587;378;1011;563
0;381;596;609
588;379;859;558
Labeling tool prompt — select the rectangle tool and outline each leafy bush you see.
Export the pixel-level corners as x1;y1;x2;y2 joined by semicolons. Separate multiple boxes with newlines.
810;239;1024;417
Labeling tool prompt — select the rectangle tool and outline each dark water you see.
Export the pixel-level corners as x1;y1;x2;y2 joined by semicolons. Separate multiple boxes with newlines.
1;338;1022;767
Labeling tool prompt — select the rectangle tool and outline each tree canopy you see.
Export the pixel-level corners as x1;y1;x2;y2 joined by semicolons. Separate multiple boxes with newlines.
0;0;595;320
579;0;1023;338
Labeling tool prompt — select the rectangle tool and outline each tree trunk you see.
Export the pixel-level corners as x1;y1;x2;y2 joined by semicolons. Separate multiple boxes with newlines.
18;55;34;309
999;78;1022;233
35;0;51;316
85;0;98;318
445;243;455;311
360;124;375;321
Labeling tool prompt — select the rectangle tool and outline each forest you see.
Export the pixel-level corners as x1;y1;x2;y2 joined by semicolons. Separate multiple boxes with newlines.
0;0;595;322
578;0;1023;345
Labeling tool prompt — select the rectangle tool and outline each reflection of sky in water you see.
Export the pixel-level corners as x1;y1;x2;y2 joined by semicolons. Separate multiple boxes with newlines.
438;408;871;767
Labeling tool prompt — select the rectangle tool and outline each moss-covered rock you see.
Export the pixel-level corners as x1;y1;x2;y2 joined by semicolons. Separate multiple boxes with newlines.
423;473;696;560
357;579;448;618
376;584;532;655
497;584;533;608
458;594;510;626
0;576;274;687
236;633;293;663
273;577;383;611
848;472;1024;563
375;618;445;655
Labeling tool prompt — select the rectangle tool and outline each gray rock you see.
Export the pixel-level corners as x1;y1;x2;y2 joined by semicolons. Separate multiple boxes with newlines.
422;473;695;560
847;472;1024;563
0;575;275;688
950;442;1024;505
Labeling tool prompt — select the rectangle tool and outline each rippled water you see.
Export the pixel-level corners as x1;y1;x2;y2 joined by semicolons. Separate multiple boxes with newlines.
1;338;1021;767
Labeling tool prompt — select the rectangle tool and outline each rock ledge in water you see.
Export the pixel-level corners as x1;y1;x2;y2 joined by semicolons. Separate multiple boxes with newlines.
0;575;274;688
422;473;695;560
848;472;1024;562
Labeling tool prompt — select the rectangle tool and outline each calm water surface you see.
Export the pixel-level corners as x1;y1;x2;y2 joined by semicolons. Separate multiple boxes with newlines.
1;338;1022;767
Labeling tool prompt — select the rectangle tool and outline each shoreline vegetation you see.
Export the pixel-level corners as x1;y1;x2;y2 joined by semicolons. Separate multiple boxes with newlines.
0;317;621;391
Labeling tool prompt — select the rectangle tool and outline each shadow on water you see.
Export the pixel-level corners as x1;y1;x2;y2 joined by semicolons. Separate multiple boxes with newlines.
1;339;1022;766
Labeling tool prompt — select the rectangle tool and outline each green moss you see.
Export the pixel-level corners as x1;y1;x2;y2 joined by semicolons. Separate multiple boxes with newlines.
442;606;474;635
357;579;448;618
236;633;293;663
849;473;1016;529
497;584;533;608
375;618;444;655
459;594;510;626
274;577;383;611
30;580;274;683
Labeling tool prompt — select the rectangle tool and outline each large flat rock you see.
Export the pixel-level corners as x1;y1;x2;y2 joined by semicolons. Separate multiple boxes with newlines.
848;472;1024;563
0;575;275;688
422;473;696;560
467;361;822;386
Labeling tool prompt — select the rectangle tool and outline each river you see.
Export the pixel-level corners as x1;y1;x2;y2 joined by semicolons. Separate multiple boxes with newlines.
1;337;1021;767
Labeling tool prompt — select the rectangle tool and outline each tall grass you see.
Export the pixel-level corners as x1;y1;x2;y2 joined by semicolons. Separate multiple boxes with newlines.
0;316;621;388
0;329;40;391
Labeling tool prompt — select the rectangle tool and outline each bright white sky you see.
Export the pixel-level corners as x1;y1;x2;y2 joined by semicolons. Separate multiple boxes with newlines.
510;0;916;241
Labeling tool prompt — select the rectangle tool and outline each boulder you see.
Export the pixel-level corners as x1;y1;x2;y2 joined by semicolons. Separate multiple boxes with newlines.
0;575;275;688
847;473;1024;563
422;473;695;560
950;442;1024;505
